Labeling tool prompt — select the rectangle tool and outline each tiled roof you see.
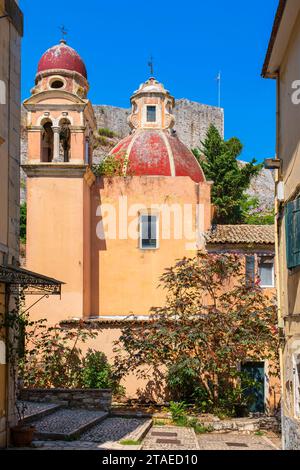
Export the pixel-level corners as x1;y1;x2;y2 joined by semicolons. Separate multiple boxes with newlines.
205;225;275;245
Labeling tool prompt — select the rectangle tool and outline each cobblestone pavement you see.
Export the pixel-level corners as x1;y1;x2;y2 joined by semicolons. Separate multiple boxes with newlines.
18;401;58;417
30;418;151;450
197;433;281;450
31;409;107;435
32;440;142;450
80;417;149;443
142;426;199;450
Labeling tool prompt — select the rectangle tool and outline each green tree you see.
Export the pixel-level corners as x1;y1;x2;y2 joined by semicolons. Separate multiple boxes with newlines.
114;253;279;414
20;202;27;243
193;125;262;224
240;196;275;225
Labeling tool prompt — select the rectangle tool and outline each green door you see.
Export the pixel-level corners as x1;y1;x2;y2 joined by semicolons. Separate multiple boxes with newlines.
241;362;265;413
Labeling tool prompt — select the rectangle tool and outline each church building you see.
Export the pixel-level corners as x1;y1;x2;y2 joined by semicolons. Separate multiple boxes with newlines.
22;40;277;404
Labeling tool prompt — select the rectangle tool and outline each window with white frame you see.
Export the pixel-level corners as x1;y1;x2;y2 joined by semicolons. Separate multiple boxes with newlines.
140;214;159;249
294;354;300;418
146;105;156;122
258;256;274;287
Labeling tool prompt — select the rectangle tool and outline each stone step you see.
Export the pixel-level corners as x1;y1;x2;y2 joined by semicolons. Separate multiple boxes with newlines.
18;401;61;424
31;408;108;440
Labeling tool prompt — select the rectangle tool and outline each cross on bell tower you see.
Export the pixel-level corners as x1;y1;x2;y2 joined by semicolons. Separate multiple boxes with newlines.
148;56;154;77
59;25;68;43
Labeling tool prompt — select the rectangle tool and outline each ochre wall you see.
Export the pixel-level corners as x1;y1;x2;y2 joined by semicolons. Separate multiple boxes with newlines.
276;9;300;436
26;174;211;322
0;0;22;447
91;176;211;317
26;176;87;323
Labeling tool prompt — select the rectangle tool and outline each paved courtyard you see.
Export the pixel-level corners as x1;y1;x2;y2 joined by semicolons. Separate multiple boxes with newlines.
14;405;283;451
197;433;281;450
142;426;199;450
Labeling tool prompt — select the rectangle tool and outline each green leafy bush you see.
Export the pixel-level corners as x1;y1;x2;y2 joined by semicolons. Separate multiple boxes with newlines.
96;136;112;147
92;153;134;177
98;128;117;138
115;253;279;415
19;318;122;392
92;154;127;177
169;401;187;421
82;349;118;391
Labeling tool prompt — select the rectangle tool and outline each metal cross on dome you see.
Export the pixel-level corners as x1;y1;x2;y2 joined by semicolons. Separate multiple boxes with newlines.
148;56;154;76
59;25;68;42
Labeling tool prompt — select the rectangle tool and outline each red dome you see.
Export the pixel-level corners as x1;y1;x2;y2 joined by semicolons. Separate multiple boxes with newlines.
110;130;205;183
37;41;87;78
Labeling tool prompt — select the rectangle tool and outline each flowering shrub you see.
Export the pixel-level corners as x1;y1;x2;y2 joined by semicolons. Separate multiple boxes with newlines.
19;319;120;391
91;151;134;178
114;252;279;414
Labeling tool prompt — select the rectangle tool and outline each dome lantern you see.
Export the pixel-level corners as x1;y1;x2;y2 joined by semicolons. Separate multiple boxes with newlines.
128;77;175;131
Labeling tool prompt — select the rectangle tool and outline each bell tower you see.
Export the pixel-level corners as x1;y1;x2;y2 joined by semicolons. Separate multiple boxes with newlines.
23;39;96;322
23;38;95;165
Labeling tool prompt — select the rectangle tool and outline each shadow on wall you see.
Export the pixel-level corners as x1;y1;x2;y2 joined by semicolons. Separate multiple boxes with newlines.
136;367;167;404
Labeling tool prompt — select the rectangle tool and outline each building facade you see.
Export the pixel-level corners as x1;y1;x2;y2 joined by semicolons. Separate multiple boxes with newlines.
206;224;279;413
0;0;23;447
23;40;212;396
23;38;279;403
0;2;63;447
263;0;300;450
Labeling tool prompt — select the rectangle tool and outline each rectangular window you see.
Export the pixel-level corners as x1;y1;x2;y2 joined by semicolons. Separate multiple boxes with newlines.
140;214;158;249
258;257;274;288
286;198;300;269
245;255;255;286
146;106;156;122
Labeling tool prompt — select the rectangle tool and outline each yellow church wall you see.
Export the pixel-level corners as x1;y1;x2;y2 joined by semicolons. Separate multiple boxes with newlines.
27;131;41;160
72;325;166;400
70;132;85;162
26;176;87;324
91;175;211;317
26;173;211;324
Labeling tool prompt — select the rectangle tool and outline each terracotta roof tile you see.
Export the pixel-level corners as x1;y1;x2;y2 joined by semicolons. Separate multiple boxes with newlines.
205;225;274;245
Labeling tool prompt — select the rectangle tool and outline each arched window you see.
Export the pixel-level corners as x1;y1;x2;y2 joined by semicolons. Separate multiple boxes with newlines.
85;137;90;164
41;120;54;162
59;118;71;162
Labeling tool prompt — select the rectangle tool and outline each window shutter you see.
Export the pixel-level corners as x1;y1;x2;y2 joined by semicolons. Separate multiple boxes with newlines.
245;255;255;286
285;199;300;269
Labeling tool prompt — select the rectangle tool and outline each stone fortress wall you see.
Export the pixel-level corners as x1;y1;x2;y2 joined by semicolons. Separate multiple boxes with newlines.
20;99;274;209
21;99;224;201
93;99;224;148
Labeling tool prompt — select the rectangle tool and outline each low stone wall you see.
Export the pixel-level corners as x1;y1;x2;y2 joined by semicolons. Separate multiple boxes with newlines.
153;412;280;434
19;388;112;412
199;416;280;434
282;415;300;450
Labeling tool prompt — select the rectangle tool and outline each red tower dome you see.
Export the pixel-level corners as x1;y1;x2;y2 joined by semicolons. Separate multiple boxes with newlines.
111;130;205;183
37;40;87;78
110;77;205;183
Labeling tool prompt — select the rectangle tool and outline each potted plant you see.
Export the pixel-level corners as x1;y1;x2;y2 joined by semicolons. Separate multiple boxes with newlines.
10;402;36;447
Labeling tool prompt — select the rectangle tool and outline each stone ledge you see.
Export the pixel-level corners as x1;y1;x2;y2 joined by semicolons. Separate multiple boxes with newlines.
19;388;112;412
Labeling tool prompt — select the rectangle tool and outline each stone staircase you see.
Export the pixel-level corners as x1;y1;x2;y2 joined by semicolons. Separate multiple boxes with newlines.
20;401;108;441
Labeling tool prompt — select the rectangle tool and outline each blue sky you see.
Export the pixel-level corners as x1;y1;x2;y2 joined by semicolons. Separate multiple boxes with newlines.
20;0;278;162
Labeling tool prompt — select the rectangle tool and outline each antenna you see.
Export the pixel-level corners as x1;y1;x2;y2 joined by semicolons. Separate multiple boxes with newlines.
216;71;221;107
148;55;154;76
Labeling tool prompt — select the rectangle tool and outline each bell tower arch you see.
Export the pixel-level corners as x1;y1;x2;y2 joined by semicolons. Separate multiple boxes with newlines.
22;39;97;322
